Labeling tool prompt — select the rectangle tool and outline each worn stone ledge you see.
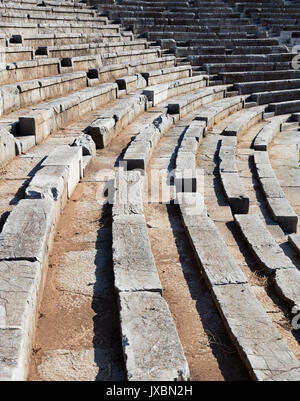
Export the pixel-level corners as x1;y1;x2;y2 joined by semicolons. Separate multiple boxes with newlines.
254;150;298;233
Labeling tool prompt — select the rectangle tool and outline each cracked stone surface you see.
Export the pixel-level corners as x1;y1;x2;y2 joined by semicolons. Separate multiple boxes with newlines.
119;291;190;381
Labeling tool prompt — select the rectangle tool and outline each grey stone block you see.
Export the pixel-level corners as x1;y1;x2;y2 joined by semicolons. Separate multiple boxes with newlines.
234;214;295;273
266;197;298;233
113;214;162;294
0;199;56;264
26;165;68;201
180;207;248;287
213;283;300;381
72;133;96;156
119;291;190;381
289;234;300;256
220;172;249;214
0;127;16;168
42;145;82;197
112;170;144;216
0;328;26;381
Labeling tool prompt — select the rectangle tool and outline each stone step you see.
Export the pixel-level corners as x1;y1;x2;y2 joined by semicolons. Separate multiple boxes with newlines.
235;214;300;307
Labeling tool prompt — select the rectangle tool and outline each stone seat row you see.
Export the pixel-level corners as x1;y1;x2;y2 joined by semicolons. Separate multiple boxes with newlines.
0;22;120;35
9;32;134;47
0;39;150;63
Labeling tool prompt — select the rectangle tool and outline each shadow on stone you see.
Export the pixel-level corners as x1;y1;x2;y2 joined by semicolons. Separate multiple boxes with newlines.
92;202;126;381
166;203;251;381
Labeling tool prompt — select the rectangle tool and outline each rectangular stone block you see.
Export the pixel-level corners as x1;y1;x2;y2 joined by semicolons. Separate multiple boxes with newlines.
0;127;16;168
113;214;162;294
119;291;190;381
234;214;296;273
42;145;82;197
0;199;56;263
213;283;300;381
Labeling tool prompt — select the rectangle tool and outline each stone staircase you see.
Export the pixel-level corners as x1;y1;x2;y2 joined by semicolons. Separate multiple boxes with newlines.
0;0;300;382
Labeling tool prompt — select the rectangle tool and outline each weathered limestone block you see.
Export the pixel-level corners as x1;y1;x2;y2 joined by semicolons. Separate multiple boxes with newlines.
41;145;82;197
0;127;16;168
19;108;53;144
89;117;115;148
223;107;264;136
184;119;206;142
89;95;147;148
119;291;190;381
289;234;300;256
266;197;298;233
72;133;96;156
0;328;26;381
113;214;162;294
113;170;144;216
25;165;69;212
134;124;161;150
220;172;250;214
180;204;248;287
123;140;151;171
234;214;295;273
273;268;300;310
213;283;300;381
0;260;42;329
254;117;285;151
0;199;56;263
175;151;197;193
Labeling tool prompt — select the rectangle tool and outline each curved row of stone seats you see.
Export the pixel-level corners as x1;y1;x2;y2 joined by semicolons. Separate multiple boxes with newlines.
148;31;251;40
0;36;139;63
219;70;300;84
88;93;148;148
112;169;190;381
2;0;94;8
175;45;287;57
86;55;176;85
0;71;87;117
178;193;300;381
10;32;133;47
188;53;295;68
0;51;170;88
167;85;227;118
123;85;230;172
235;214;300;310
247;88;300;107
193;95;245;128
123;111;175;171
135;22;259;33
204;62;291;75
253;115;287;150
65;48;165;73
174;119;206;193
233;79;300;95
268;99;300;115
0;3;98;17
0;22;120;35
34;39;149;59
143;74;209;106
18;82;118;143
93;0;300;120
0;13;108;25
230;0;300;45
174;95;245;194
219;136;250;214
0;58;61;85
0;140;93;380
223;106;265;137
254;150;298;233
